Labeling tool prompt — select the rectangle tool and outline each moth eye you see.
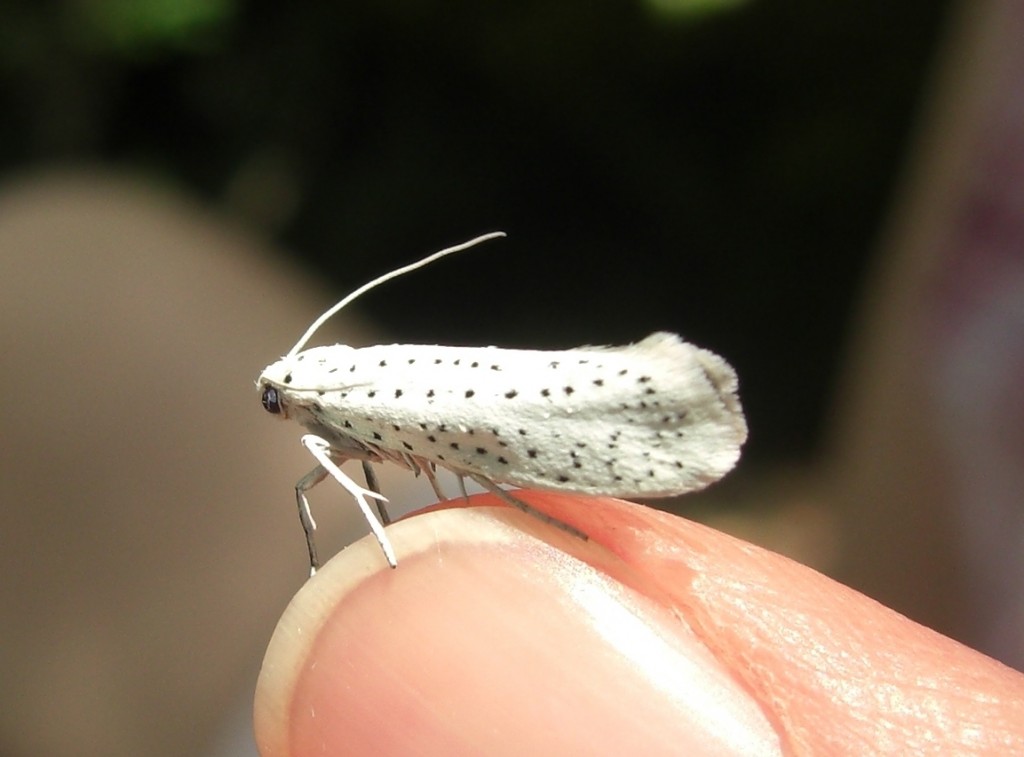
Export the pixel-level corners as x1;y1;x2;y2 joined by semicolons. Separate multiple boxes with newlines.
262;386;282;414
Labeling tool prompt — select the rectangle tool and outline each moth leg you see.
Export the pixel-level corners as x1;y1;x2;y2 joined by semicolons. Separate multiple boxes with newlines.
469;475;589;542
300;435;398;570
295;464;329;575
422;463;447;502
360;461;391;525
456;475;469;501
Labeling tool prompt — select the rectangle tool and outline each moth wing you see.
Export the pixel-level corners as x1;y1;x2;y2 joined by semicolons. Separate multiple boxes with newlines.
465;333;747;496
261;335;746;499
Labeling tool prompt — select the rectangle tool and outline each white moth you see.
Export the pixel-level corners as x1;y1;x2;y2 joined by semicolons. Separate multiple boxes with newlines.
258;233;747;572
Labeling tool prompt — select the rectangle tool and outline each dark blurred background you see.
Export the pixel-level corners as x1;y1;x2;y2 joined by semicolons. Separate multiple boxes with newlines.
0;0;952;465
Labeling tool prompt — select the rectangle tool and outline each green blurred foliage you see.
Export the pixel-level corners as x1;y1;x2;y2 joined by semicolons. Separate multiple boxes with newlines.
644;0;749;18
69;0;236;55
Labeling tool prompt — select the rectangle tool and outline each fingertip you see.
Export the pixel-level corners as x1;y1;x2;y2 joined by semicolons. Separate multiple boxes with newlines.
254;503;779;756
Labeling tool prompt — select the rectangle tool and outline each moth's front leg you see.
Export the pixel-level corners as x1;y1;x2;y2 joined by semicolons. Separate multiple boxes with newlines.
295;463;330;575
300;435;398;570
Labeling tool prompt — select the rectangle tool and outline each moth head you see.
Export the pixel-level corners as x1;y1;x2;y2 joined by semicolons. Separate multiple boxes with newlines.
257;356;299;418
257;345;355;420
257;372;290;418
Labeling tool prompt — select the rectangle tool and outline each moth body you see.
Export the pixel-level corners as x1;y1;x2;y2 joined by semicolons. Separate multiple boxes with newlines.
259;332;746;498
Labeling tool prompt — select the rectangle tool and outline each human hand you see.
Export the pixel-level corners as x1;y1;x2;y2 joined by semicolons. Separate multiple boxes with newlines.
253;491;1024;755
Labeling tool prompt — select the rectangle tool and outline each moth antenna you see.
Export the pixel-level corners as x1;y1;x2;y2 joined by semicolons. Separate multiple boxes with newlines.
286;231;506;358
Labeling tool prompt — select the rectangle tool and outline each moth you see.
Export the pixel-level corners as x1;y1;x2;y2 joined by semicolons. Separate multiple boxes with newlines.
258;233;747;571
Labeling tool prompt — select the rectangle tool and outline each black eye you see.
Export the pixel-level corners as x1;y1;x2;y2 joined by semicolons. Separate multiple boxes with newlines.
262;387;282;414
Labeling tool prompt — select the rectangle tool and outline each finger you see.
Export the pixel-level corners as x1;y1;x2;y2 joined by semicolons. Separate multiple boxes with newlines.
254;492;1024;755
254;498;781;756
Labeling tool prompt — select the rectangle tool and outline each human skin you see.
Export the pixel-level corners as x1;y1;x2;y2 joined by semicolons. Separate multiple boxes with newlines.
254;491;1024;755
